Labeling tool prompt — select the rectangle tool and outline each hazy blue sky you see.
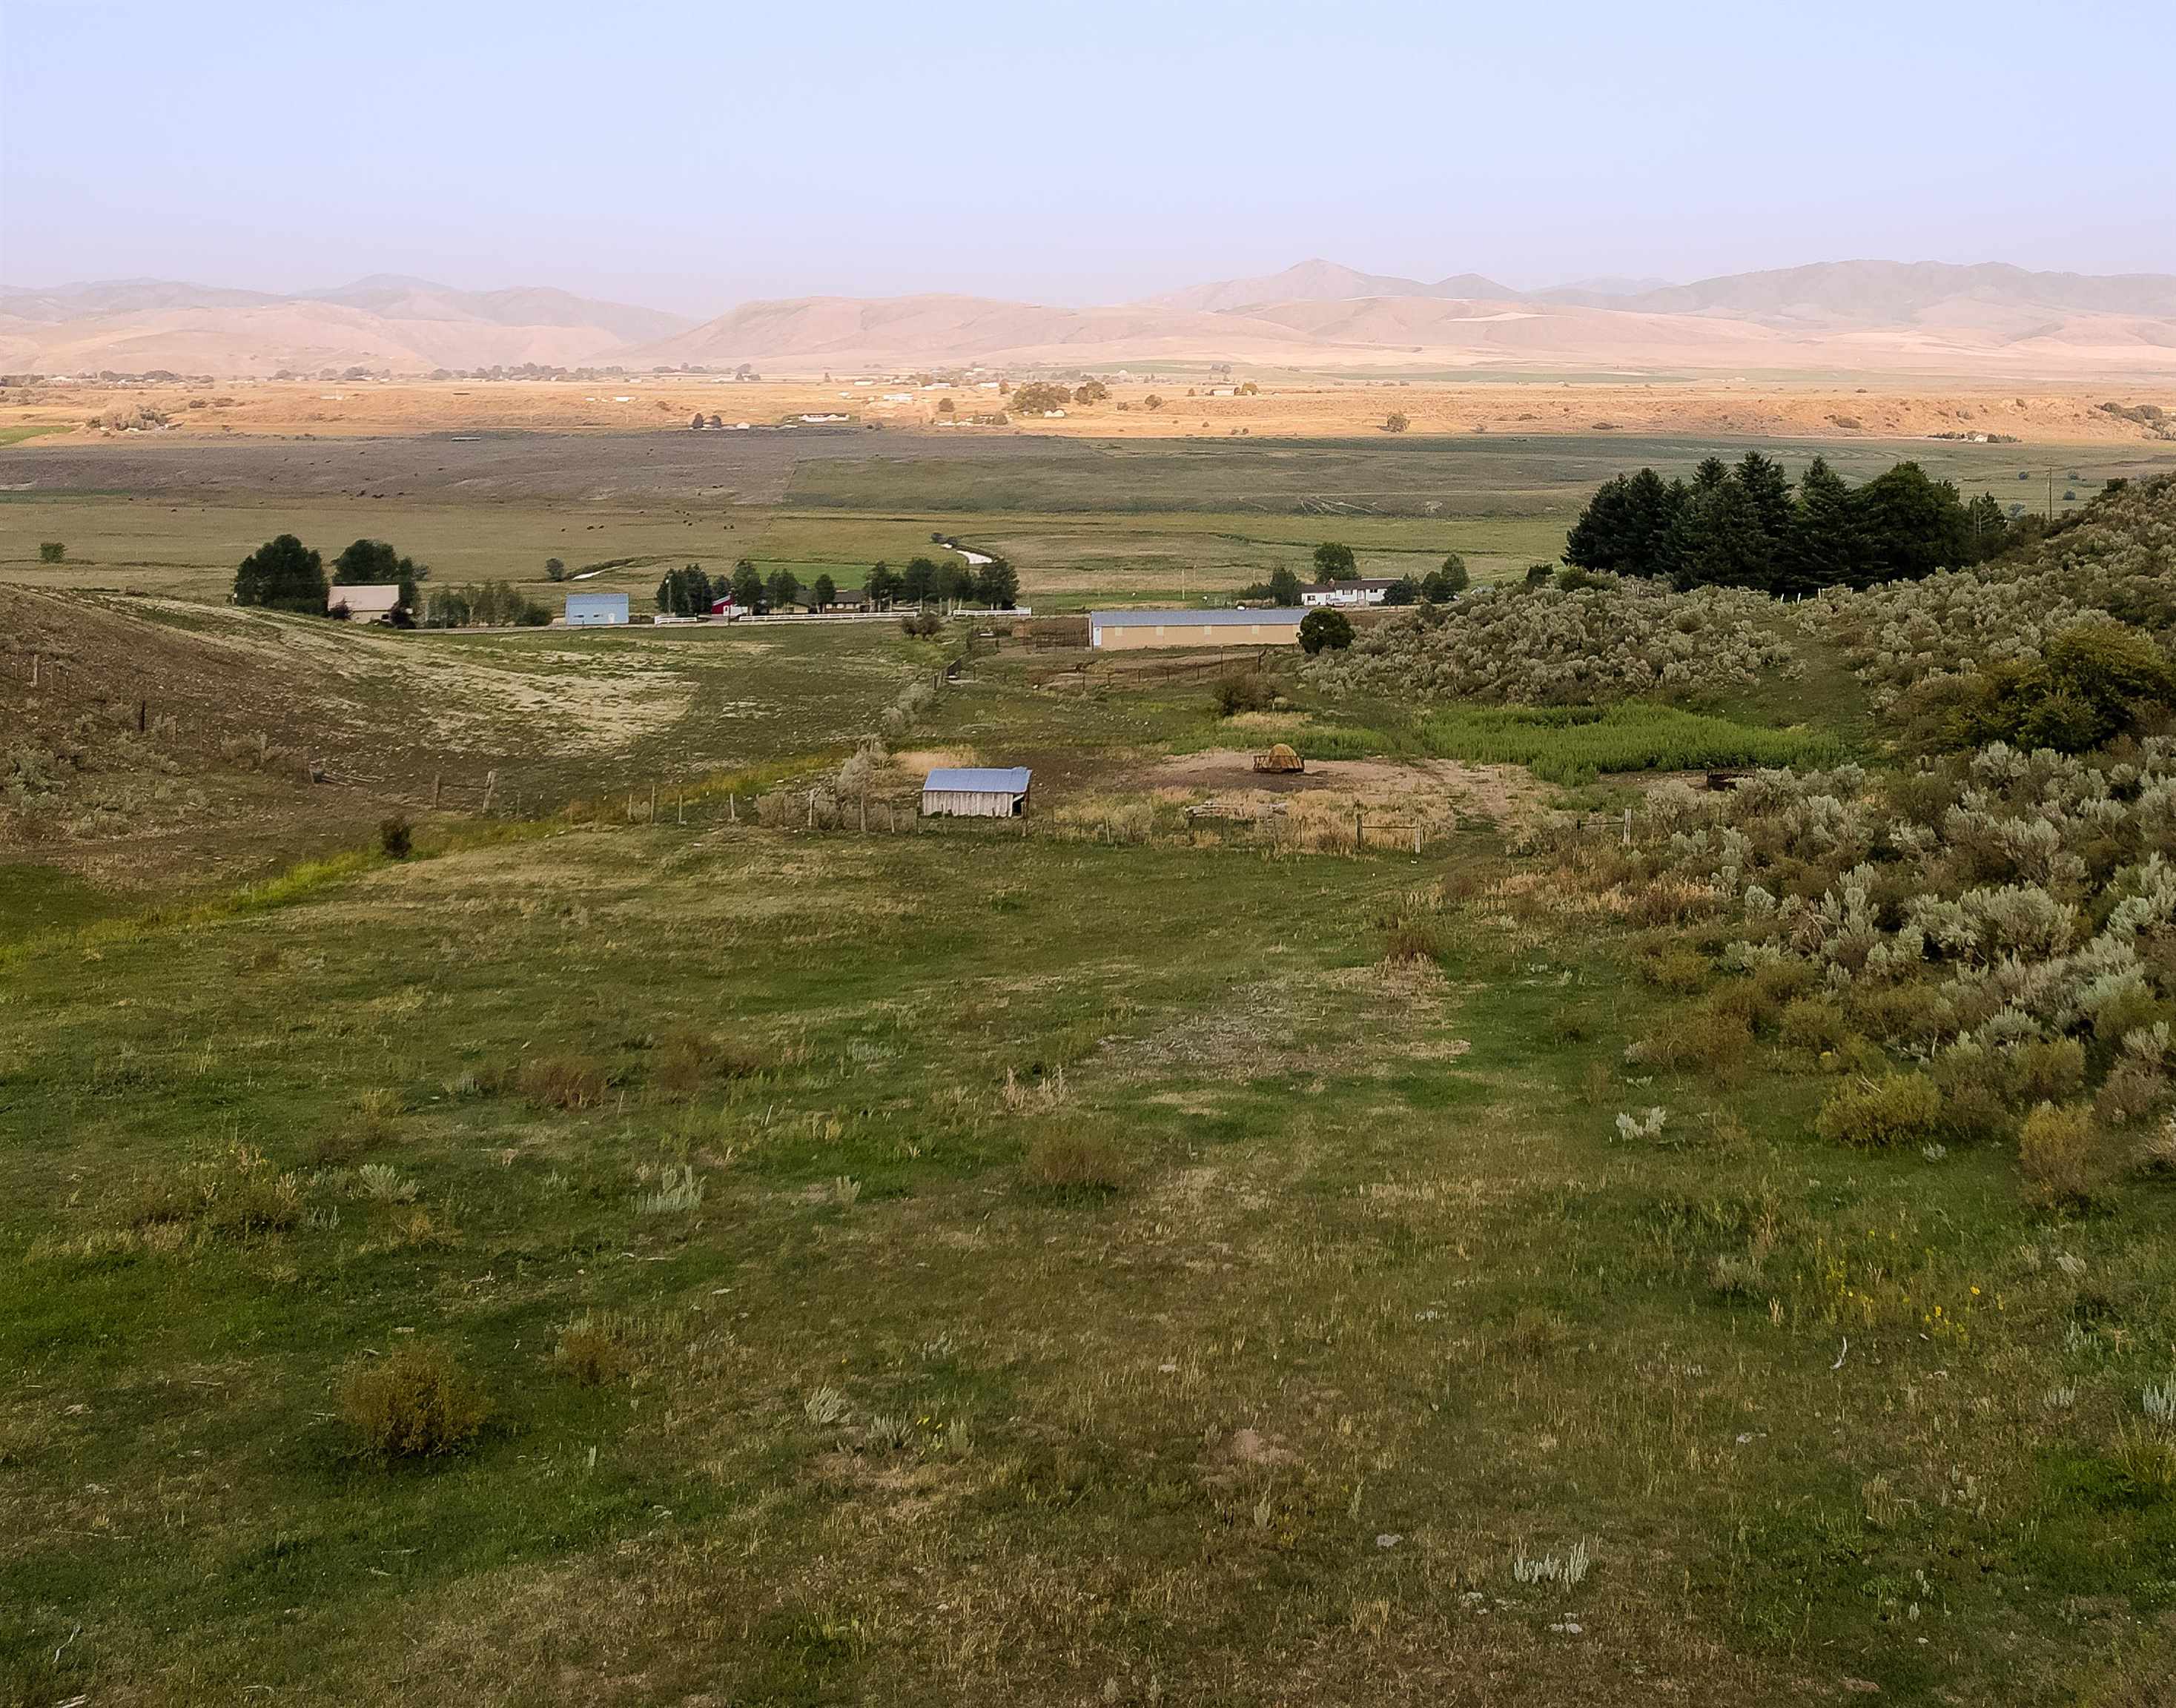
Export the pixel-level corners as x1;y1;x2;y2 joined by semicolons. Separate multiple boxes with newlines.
4;0;2171;314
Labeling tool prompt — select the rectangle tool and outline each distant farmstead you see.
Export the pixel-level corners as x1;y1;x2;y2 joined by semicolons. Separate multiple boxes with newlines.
565;592;629;626
1088;608;1306;650
329;583;404;623
922;767;1032;818
1299;580;1396;609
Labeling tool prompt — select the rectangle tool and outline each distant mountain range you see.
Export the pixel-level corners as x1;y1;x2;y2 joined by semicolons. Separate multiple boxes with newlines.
0;276;691;374
7;259;2176;380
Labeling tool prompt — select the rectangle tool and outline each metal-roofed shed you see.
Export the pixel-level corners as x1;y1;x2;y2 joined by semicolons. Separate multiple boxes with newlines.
1088;608;1306;649
922;767;1032;818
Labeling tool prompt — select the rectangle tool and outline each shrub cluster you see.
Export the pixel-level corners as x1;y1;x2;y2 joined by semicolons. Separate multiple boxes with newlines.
1628;738;2176;1177
1812;474;2176;748
1304;575;1797;704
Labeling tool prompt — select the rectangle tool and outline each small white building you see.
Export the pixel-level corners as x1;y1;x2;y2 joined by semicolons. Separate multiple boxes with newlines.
1299;579;1397;609
922;767;1032;818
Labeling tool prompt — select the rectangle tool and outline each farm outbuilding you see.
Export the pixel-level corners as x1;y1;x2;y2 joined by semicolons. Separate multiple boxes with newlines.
1300;580;1396;608
565;592;629;626
922;767;1032;818
328;583;404;623
1088;609;1306;650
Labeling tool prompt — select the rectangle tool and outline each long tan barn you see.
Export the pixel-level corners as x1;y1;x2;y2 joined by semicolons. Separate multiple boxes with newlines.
1089;609;1306;649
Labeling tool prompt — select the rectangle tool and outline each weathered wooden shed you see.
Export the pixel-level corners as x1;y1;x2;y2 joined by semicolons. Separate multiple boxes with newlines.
922;766;1032;818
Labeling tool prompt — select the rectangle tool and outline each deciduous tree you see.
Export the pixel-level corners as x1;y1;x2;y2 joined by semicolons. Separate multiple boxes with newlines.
234;534;327;614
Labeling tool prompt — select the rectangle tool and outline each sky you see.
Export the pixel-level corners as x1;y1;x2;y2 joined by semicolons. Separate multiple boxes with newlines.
4;0;2172;317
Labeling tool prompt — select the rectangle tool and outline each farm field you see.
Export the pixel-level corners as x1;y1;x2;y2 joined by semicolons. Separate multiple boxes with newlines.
7;376;2176;447
9;428;2175;614
4;460;2176;1708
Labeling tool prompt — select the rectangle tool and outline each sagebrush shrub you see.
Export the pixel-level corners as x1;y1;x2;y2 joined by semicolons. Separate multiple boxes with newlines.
2010;1035;2088;1106
1213;672;1275;717
1816;1073;1944;1148
340;1344;489;1458
1642;947;1710;996
1779;996;1851;1054
1631;1004;1749;1081
2019;1102;2099;1206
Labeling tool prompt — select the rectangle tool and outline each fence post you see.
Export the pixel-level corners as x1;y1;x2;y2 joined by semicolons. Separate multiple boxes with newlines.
431;772;443;810
728;792;737;824
1622;808;1631;848
649;781;657;823
678;792;686;827
1414;822;1422;855
482;769;497;813
1355;808;1364;852
807;789;816;830
859;792;867;834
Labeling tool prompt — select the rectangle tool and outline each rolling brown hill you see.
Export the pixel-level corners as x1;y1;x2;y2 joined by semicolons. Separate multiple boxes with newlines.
8;259;2176;380
0;277;692;377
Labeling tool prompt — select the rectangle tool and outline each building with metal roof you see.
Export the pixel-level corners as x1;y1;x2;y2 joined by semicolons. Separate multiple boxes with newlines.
922;767;1032;818
1088;608;1306;650
328;583;406;623
565;592;629;626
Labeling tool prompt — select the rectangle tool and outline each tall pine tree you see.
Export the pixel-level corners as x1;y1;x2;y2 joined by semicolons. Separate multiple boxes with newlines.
1779;457;1862;593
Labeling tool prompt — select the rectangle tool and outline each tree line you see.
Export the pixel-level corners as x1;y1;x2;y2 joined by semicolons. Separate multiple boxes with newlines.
673;553;1019;615
1239;546;1470;607
1565;454;2031;593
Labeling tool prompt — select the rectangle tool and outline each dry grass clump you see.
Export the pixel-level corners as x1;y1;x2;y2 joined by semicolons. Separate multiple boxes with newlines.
554;1311;638;1387
2019;1102;2100;1206
1498;1305;1574;1362
649;1027;747;1099
517;1053;610;1110
1383;917;1450;965
1816;1072;1944;1149
340;1343;489;1459
1628;1002;1749;1082
1025;1124;1125;1195
119;1142;302;1239
310;1086;401;1166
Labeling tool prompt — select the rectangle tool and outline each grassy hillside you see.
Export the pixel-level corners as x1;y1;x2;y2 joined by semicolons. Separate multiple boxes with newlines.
4;473;2175;1705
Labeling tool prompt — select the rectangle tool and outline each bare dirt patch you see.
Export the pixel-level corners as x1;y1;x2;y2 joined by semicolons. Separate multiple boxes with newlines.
1149;748;1545;826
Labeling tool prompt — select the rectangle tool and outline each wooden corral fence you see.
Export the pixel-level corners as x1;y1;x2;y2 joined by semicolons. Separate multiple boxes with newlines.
1562;808;1637;846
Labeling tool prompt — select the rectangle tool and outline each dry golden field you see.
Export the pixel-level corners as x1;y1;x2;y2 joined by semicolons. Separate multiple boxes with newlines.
4;376;2174;447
